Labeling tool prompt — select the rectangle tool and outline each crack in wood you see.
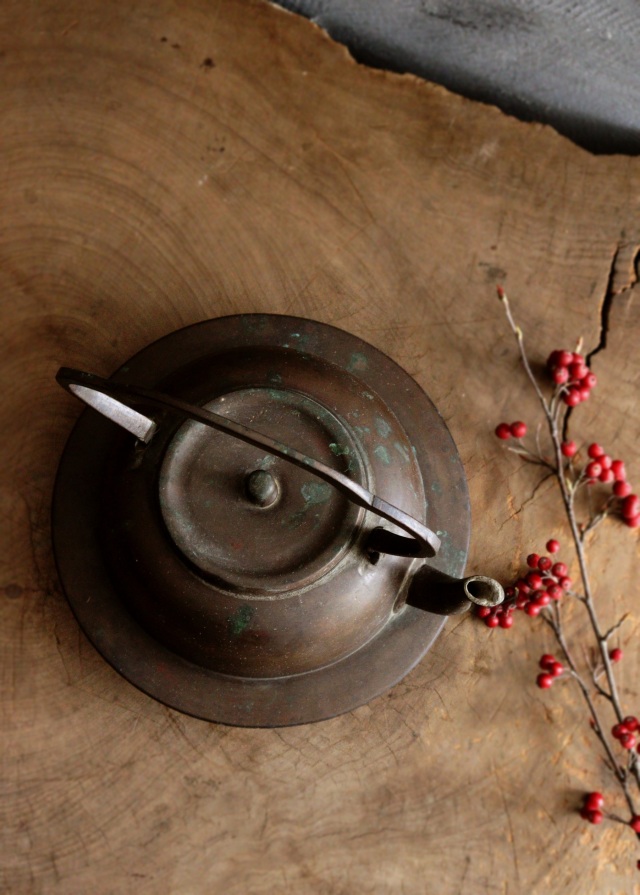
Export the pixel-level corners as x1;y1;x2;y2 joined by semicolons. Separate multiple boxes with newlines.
586;241;639;367
563;242;638;442
586;244;620;366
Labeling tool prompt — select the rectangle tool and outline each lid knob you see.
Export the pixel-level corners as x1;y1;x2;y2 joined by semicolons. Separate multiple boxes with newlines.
245;469;279;508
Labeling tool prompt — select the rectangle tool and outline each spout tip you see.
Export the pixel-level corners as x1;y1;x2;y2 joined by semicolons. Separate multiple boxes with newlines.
463;576;504;608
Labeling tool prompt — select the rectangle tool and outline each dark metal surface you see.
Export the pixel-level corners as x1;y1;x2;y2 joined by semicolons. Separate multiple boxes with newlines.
408;569;503;616
52;314;473;726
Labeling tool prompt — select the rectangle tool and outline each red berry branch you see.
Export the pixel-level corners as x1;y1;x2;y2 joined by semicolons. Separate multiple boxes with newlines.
485;286;640;865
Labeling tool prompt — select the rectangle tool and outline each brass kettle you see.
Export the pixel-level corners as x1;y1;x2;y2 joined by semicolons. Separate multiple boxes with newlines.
53;314;502;727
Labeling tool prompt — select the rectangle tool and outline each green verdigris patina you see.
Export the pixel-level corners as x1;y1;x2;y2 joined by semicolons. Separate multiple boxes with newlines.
284;480;333;530
374;415;392;439
347;352;368;372
373;444;391;465
227;604;255;636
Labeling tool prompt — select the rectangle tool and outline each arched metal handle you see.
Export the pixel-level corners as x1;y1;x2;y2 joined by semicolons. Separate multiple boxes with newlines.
56;368;441;559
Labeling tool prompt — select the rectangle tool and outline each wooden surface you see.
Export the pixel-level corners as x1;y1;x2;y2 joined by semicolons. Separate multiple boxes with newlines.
1;0;639;892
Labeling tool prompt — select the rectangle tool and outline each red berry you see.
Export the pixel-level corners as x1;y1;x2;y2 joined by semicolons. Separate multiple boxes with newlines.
526;572;543;589
621;733;637;750
536;592;552;607
538;556;552;572
552;367;569;385
548;584;563;600
612;723;629;739
569;362;588;381
585;792;604;810
539;654;556;669
485;614;500;628
587;809;604;825
477;606;492;618
504;586;516;599
563;389;581;407
583;372;597;389
624;716;640;732
622;494;640;519
546;539;560;553
547;350;562;368
610;647;623;662
579;386;591;402
510;421;527;438
585;461;602;479
515;594;528;610
516;578;531;595
558;350;574;367
600;454;612;470
587;443;605;459
561;440;577;457
495;423;511;440
613;481;631;498
526;602;542;617
537;673;553;689
630;816;640;834
559;576;572;591
527;553;540;569
499;613;514;628
550;661;564;677
626;515;640;529
572;352;584;363
611;460;626;481
551;562;567;578
599;469;615;484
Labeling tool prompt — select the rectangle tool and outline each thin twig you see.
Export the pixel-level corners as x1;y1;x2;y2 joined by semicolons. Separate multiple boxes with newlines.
506;445;555;471
540;611;632;808
603;614;630;643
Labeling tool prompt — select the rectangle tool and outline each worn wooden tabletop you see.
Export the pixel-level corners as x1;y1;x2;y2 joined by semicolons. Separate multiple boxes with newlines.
1;0;639;892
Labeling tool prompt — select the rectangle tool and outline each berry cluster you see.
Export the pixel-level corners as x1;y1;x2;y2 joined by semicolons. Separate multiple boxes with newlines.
546;349;597;406
612;716;640;753
495;420;527;440
578;442;640;528
580;791;604;825
494;414;640;529
476;539;571;628
546;349;639;525
579;792;640;836
536;653;564;689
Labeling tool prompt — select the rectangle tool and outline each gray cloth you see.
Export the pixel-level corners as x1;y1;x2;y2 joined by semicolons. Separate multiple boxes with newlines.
277;0;640;154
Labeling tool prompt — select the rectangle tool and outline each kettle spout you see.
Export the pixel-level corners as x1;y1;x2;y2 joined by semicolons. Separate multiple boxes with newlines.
405;567;504;617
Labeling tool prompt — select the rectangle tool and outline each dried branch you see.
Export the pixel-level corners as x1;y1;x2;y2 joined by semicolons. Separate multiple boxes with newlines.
491;288;640;852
